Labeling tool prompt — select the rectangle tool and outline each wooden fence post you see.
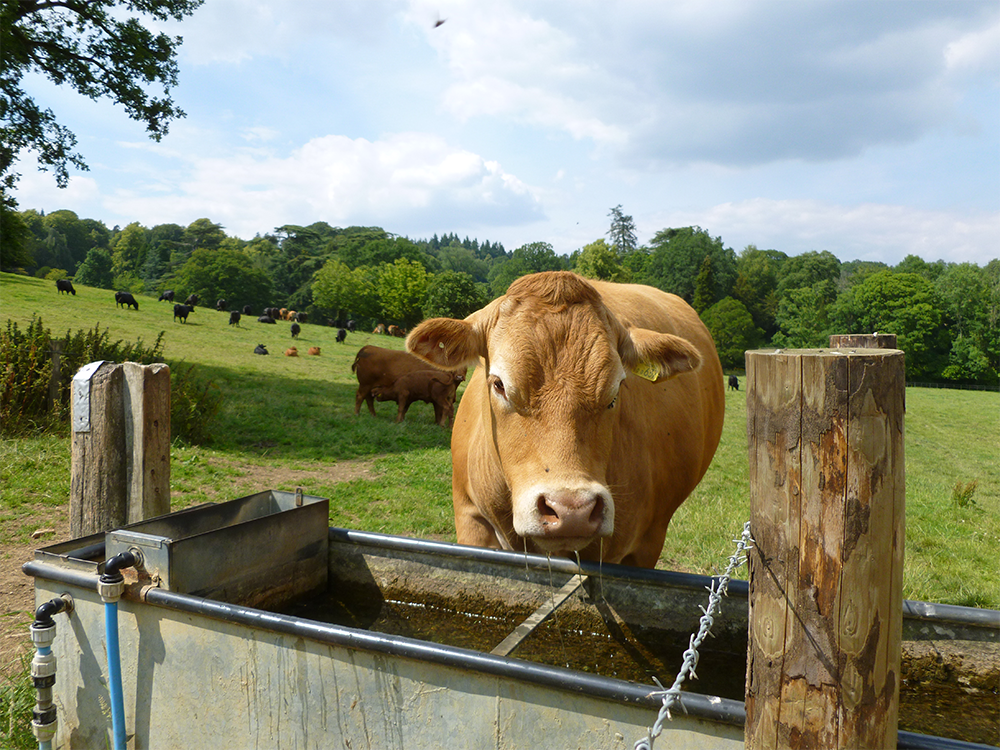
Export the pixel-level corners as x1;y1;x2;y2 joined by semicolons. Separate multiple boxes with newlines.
745;347;905;749
71;362;127;537
829;333;897;349
71;361;171;537
123;362;171;523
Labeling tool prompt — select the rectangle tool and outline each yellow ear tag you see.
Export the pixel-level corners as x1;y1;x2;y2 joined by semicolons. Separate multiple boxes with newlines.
631;360;660;382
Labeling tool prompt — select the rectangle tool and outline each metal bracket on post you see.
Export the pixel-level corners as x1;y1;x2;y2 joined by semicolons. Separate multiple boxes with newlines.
71;361;107;433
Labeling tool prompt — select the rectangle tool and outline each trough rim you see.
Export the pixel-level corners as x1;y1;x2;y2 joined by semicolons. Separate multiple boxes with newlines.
23;527;999;750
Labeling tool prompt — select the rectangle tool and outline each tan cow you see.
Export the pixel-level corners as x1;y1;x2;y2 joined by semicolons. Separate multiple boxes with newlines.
407;271;724;568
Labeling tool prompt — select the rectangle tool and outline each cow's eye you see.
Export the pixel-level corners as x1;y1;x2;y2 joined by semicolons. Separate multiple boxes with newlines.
491;377;506;400
608;396;617;410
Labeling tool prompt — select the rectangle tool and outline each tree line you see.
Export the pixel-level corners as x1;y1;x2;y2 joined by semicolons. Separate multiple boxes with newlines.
2;206;997;386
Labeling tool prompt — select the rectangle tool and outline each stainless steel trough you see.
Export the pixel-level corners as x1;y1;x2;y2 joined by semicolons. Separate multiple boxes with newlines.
24;491;999;749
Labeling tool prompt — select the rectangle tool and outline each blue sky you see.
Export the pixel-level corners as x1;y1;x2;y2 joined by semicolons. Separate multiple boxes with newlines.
13;0;1000;266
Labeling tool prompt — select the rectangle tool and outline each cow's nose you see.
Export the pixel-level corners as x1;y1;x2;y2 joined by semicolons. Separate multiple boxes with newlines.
536;491;605;537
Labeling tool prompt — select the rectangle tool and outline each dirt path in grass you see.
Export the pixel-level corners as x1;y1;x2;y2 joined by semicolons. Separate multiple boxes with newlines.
0;458;377;678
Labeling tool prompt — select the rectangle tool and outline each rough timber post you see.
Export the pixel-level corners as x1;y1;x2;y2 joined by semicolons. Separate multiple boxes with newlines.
71;362;171;536
829;333;897;350
123;362;171;523
745;348;905;750
71;362;127;537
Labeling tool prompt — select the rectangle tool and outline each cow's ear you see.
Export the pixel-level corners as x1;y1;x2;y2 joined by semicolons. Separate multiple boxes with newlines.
621;328;702;382
407;317;485;370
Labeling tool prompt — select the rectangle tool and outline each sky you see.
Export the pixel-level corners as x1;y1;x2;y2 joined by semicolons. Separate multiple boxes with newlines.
12;0;1000;266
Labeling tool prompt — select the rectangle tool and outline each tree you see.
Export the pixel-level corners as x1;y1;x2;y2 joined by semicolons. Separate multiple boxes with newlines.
692;255;715;313
172;247;273;310
732;245;785;338
0;205;33;270
574;239;629;282
313;259;374;322
423;271;485;319
74;247;115;289
488;242;566;297
378;258;429;326
642;227;737;304
183;219;226;252
111;222;149;279
830;271;948;381
701;297;763;369
1;0;202;202
607;205;637;257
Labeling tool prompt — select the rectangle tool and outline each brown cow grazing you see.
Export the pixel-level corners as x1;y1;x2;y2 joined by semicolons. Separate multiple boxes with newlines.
372;369;463;427
307;346;321;355
285;346;298;357
372;323;387;335
387;324;406;338
406;271;724;568
352;344;465;419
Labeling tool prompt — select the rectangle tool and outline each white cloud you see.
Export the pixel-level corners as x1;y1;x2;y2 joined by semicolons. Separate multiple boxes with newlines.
945;19;1000;77
655;199;1000;266
103;132;542;237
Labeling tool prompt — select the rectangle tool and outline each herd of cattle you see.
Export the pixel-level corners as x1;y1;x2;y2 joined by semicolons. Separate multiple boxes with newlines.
55;271;731;568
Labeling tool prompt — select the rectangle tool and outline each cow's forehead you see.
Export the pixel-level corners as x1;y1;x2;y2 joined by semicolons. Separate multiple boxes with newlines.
487;294;625;399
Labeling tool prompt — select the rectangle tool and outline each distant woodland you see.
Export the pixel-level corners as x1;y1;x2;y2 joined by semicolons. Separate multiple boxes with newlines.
2;207;997;385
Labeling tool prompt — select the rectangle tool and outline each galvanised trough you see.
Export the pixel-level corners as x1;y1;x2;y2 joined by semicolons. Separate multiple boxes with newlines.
24;490;999;749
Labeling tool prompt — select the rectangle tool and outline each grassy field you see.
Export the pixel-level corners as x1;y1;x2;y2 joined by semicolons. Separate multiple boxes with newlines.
2;272;998;608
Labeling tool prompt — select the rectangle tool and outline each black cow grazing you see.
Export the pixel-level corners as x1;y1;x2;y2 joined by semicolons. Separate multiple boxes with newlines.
158;290;175;302
216;298;227;311
336;328;347;343
728;375;739;391
294;311;308;324
266;307;281;319
116;291;139;310
291;323;301;338
254;344;269;355
257;315;276;324
346;319;356;333
185;294;199;307
173;304;193;323
242;305;252;316
56;279;76;295
229;311;241;326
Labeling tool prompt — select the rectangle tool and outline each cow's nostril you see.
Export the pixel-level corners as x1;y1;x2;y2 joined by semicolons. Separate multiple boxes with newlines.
537;496;560;526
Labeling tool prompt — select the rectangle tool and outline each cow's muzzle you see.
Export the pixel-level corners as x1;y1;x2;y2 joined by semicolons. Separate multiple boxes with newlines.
515;484;614;550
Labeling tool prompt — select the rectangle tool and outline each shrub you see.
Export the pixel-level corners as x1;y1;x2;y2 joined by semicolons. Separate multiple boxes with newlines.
0;316;218;443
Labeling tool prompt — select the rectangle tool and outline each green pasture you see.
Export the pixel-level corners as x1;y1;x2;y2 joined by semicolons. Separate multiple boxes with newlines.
2;272;998;609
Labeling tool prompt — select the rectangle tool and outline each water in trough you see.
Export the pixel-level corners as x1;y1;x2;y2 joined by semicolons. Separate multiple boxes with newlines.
279;578;999;745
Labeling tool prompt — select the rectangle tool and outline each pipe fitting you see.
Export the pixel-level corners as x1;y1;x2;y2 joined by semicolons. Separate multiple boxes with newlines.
32;593;74;630
100;550;141;603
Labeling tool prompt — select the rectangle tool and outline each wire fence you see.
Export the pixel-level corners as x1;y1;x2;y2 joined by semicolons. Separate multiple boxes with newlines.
634;520;754;750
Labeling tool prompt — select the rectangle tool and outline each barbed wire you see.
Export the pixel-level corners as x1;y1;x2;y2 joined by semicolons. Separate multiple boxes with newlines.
634;519;754;750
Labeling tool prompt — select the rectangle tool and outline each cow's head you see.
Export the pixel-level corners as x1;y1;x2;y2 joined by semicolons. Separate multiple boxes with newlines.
407;272;702;556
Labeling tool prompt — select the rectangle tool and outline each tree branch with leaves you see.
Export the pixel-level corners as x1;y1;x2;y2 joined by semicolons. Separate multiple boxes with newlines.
0;0;202;202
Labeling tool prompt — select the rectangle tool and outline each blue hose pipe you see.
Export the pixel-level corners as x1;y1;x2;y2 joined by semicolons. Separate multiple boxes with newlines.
104;601;126;750
99;550;140;750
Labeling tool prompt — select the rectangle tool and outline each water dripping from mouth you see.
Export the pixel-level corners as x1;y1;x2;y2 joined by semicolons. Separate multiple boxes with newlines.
546;552;570;668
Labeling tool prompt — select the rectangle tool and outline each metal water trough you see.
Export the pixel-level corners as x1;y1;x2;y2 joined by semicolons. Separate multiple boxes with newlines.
24;491;999;749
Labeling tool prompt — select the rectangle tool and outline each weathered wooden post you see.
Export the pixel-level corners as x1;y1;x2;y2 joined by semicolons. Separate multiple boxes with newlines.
123;362;171;523
829;333;897;350
745;347;905;749
71;362;127;537
71;362;171;537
